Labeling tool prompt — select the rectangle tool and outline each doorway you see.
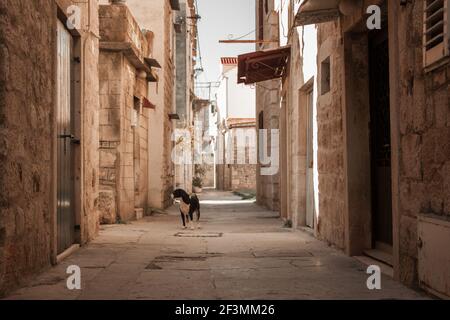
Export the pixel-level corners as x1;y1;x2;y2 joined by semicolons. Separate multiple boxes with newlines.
368;23;393;249
305;89;315;229
56;20;76;254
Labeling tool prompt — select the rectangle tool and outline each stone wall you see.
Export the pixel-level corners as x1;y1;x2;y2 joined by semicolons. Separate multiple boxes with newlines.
125;0;176;210
392;0;450;285
202;164;215;188
0;0;55;296
316;21;346;250
230;165;257;191
99;51;121;224
98;4;150;223
314;0;450;290
0;0;100;295
283;25;308;227
255;0;280;211
161;0;175;208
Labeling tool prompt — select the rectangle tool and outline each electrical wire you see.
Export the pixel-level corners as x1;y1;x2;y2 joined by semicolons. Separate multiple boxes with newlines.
227;29;256;41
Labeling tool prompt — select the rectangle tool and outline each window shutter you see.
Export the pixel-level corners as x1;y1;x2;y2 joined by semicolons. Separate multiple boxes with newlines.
424;0;450;67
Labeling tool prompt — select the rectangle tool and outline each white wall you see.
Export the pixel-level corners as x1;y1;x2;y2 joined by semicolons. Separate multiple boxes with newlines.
216;65;256;121
277;0;320;219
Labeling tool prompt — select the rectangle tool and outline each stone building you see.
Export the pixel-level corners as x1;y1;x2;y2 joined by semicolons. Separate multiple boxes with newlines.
191;98;215;189
98;2;160;223
305;0;450;298
117;0;180;209
174;0;199;193
253;0;281;211
216;119;257;191
215;58;257;192
0;0;101;295
243;0;450;298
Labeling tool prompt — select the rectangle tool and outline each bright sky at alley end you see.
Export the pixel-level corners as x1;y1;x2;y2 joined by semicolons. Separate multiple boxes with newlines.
196;0;256;83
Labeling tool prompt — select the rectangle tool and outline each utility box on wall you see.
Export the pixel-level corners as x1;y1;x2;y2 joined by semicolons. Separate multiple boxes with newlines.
418;214;450;299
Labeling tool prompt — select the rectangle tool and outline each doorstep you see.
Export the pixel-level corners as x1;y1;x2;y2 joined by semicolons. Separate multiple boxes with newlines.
56;244;81;264
354;255;394;278
364;247;394;266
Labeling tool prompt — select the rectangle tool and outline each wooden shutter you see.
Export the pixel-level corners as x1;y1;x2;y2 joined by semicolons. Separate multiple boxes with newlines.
424;0;450;67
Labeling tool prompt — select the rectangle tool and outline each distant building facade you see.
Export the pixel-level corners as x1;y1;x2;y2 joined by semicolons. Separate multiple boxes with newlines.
98;3;160;223
215;58;257;191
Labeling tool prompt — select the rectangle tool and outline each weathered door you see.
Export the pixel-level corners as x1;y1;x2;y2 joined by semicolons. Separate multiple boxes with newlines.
56;20;75;254
369;24;393;247
305;90;315;228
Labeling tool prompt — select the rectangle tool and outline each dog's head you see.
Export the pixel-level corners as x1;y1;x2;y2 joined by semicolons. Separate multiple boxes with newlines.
172;189;190;204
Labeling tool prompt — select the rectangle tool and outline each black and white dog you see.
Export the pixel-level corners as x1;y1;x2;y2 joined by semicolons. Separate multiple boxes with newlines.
172;189;201;230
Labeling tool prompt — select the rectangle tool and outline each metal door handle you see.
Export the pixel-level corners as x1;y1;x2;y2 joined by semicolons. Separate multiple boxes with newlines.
71;137;81;145
59;134;74;139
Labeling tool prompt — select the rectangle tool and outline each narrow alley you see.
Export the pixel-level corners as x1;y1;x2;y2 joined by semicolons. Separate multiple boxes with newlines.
1;0;449;305
6;191;425;300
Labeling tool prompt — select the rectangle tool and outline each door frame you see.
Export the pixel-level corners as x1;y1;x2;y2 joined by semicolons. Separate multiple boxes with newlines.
340;2;397;264
298;77;315;229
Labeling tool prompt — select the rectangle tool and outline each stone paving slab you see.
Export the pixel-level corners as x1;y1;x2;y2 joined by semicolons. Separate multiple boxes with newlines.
4;191;429;300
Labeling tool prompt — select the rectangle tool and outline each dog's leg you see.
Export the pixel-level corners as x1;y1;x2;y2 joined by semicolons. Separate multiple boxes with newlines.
196;209;201;229
188;212;194;230
180;212;186;229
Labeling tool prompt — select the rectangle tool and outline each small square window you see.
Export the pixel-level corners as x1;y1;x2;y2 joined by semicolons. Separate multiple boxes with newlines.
321;56;331;95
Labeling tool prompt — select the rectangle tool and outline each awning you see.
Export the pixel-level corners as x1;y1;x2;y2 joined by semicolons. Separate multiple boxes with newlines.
144;57;162;69
237;46;291;85
294;0;340;26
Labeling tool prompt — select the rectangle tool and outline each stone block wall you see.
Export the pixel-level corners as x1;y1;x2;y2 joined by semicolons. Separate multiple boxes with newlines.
316;21;346;250
161;0;175;209
0;0;100;296
99;51;122;224
99;4;150;223
255;1;280;211
125;0;176;210
0;0;55;296
230;165;257;191
393;0;450;285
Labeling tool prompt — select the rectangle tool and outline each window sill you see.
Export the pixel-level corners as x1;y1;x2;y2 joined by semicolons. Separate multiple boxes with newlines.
424;55;450;74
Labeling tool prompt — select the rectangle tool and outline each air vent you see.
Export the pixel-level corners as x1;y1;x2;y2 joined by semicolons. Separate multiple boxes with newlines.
423;0;450;67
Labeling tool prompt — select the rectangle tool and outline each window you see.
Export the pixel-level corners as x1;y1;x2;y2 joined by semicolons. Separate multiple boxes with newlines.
259;111;264;130
423;0;449;67
320;57;331;95
132;97;140;128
